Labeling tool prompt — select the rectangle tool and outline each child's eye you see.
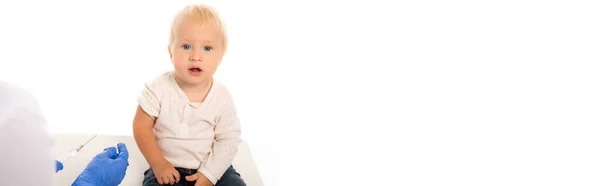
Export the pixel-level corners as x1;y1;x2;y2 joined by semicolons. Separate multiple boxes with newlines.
182;44;191;50
204;46;212;51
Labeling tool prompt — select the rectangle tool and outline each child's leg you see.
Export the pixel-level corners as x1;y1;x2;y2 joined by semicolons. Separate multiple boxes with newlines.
143;168;190;186
215;166;247;186
142;168;163;186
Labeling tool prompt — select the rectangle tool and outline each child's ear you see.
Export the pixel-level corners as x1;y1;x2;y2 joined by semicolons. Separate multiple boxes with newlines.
168;45;173;59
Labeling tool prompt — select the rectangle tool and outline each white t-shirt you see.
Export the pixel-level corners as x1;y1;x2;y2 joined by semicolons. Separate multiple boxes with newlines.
138;71;241;184
0;81;54;186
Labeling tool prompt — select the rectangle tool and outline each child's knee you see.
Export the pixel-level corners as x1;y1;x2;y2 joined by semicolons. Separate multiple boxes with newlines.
142;168;161;186
216;177;246;186
216;167;246;186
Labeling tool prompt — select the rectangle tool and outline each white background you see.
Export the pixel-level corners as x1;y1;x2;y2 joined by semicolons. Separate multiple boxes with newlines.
1;0;600;185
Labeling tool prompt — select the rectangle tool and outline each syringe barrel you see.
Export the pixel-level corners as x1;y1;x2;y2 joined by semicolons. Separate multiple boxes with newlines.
56;148;78;163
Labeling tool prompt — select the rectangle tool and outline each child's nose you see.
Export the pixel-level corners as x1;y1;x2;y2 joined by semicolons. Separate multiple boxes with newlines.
190;53;203;62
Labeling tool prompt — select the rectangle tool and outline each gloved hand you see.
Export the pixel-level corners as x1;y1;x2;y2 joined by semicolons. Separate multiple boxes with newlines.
55;160;64;173
71;143;130;186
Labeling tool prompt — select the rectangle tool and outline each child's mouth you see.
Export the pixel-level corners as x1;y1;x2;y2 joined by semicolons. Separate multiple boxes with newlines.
189;67;202;75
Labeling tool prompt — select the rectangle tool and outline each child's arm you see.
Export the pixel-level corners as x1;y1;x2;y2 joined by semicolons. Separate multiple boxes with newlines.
133;79;181;185
132;106;167;168
133;105;181;184
197;101;242;185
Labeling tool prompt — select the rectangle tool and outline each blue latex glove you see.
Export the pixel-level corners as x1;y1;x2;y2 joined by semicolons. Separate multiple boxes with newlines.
71;143;130;186
55;160;64;172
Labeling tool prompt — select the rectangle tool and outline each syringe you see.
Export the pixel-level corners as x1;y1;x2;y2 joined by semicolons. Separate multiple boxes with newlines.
56;135;97;163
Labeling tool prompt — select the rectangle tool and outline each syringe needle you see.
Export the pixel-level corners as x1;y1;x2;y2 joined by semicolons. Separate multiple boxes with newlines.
77;134;97;151
57;135;99;163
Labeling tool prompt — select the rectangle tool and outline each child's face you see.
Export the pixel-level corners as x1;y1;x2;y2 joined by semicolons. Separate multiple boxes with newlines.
169;18;224;86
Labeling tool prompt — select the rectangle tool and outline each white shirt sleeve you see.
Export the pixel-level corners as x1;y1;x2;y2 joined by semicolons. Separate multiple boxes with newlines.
0;81;54;186
138;79;162;119
198;92;242;184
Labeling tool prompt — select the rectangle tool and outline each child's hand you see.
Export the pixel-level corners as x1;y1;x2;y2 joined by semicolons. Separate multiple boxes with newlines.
186;172;213;186
152;160;180;185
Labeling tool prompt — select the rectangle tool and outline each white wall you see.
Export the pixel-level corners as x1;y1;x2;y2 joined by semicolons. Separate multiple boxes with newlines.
2;0;600;185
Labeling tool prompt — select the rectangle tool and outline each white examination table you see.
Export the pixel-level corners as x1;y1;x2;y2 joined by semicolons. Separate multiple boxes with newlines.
51;133;263;186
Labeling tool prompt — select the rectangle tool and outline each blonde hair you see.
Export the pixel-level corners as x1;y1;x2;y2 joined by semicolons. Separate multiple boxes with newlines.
169;4;228;54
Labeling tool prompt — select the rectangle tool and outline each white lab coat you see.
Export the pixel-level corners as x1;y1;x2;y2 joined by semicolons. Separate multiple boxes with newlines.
0;81;54;185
